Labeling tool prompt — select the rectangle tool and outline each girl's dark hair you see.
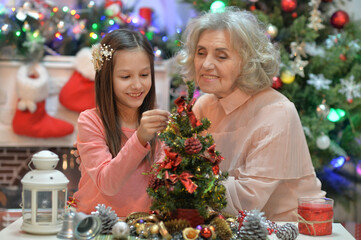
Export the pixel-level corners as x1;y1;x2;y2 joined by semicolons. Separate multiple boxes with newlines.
95;29;156;159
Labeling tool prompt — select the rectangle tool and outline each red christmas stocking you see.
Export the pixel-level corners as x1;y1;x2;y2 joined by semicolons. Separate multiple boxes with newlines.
59;47;96;113
12;63;74;138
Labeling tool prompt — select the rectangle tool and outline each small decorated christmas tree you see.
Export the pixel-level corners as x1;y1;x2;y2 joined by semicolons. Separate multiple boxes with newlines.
147;81;228;220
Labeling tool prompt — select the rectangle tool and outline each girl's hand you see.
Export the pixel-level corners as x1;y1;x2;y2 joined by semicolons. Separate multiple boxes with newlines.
137;109;169;146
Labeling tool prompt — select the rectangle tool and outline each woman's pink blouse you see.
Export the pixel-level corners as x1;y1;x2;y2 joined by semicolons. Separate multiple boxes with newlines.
193;87;325;221
73;108;164;217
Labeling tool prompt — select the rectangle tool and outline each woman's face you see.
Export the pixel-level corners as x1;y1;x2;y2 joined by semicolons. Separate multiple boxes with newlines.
112;48;151;112
194;29;242;98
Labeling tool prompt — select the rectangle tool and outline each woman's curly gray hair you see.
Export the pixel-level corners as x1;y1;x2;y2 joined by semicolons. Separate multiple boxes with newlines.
176;7;280;95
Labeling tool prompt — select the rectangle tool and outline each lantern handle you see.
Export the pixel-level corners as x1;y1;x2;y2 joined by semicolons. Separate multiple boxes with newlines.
28;158;34;171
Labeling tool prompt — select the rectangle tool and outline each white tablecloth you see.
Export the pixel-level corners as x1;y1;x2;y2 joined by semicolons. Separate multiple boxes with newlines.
0;218;356;240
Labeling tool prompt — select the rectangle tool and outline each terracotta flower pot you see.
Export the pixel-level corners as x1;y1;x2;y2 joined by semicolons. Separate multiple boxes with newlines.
172;209;204;228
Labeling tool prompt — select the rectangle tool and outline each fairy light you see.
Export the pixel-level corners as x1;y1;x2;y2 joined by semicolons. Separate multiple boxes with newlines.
92;23;98;30
70;10;76;15
89;32;98;40
132;17;139;24
55;32;62;39
210;1;226;13
53;7;58;13
62;6;69;13
15;31;21;37
75;14;80;19
108;19;115;25
330;156;345;168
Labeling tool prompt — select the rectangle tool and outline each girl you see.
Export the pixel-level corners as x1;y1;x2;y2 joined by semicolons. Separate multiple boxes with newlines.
73;29;169;217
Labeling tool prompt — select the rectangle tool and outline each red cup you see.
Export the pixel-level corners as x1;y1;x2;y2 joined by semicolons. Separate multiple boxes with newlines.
297;197;333;236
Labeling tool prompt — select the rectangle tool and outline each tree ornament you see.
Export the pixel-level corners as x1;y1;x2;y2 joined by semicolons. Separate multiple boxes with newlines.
238;210;268;240
338;75;361;103
210;217;233;240
272;76;283;89
148;173;164;190
292;12;298;18
307;73;332;90
316;101;330;119
104;0;127;24
200;227;212;238
266;24;278;39
280;70;296;84
290;58;308;77
249;5;256;11
112;221;130;239
92;204;119;234
281;0;297;12
184;137;203;154
307;0;325;31
316;134;331;150
339;53;347;61
276;223;299;240
182;227;200;240
330;10;349;29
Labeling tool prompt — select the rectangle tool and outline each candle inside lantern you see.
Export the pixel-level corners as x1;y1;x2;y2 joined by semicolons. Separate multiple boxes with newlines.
297;197;333;236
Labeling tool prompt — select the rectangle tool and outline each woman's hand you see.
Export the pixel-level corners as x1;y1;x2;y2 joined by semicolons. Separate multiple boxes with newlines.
137;109;169;146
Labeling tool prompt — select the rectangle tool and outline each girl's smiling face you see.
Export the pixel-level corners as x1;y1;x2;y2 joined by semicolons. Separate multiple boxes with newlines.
112;48;152;111
194;29;242;98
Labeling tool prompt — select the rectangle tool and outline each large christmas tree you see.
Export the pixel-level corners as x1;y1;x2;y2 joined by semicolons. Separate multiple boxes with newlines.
180;0;361;214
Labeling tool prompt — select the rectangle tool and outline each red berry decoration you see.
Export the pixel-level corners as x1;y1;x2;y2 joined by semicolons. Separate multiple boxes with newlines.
281;0;297;12
292;12;298;18
200;227;212;238
330;10;349;29
250;5;256;11
339;54;347;62
272;76;283;89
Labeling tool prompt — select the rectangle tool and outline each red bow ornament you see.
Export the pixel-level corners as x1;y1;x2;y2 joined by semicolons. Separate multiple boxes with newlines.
165;171;198;194
174;96;186;114
160;148;182;169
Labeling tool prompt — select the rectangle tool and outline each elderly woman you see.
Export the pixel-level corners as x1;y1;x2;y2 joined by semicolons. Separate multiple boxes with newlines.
176;8;325;221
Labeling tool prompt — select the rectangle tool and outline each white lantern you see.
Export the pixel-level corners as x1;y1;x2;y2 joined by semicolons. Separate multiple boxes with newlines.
21;150;69;234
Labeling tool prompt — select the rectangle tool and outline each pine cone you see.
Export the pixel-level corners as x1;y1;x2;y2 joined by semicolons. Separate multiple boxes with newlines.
184;137;202;154
276;223;299;240
238;210;268;240
210;217;233;240
92;204;119;234
164;219;190;234
148;173;164;190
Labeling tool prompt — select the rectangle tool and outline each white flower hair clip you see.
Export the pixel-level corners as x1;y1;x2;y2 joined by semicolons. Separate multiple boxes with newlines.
91;43;114;71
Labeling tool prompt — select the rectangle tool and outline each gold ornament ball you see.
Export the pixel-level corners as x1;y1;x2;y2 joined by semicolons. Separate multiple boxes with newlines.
267;24;278;39
150;224;160;234
280;70;295;84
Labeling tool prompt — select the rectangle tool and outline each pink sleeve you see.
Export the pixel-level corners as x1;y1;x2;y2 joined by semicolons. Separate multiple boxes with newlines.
223;176;280;215
77;111;151;196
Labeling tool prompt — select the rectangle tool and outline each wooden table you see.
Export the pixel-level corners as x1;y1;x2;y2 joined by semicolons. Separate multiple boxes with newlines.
0;218;356;240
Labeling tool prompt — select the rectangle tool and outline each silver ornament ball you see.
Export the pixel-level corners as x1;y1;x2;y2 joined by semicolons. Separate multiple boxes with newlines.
112;221;130;239
316;134;331;150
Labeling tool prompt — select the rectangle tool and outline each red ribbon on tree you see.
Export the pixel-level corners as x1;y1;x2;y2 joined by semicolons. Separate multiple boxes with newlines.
202;144;224;175
174;96;186;114
160;148;182;169
174;96;202;128
165;171;198;194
